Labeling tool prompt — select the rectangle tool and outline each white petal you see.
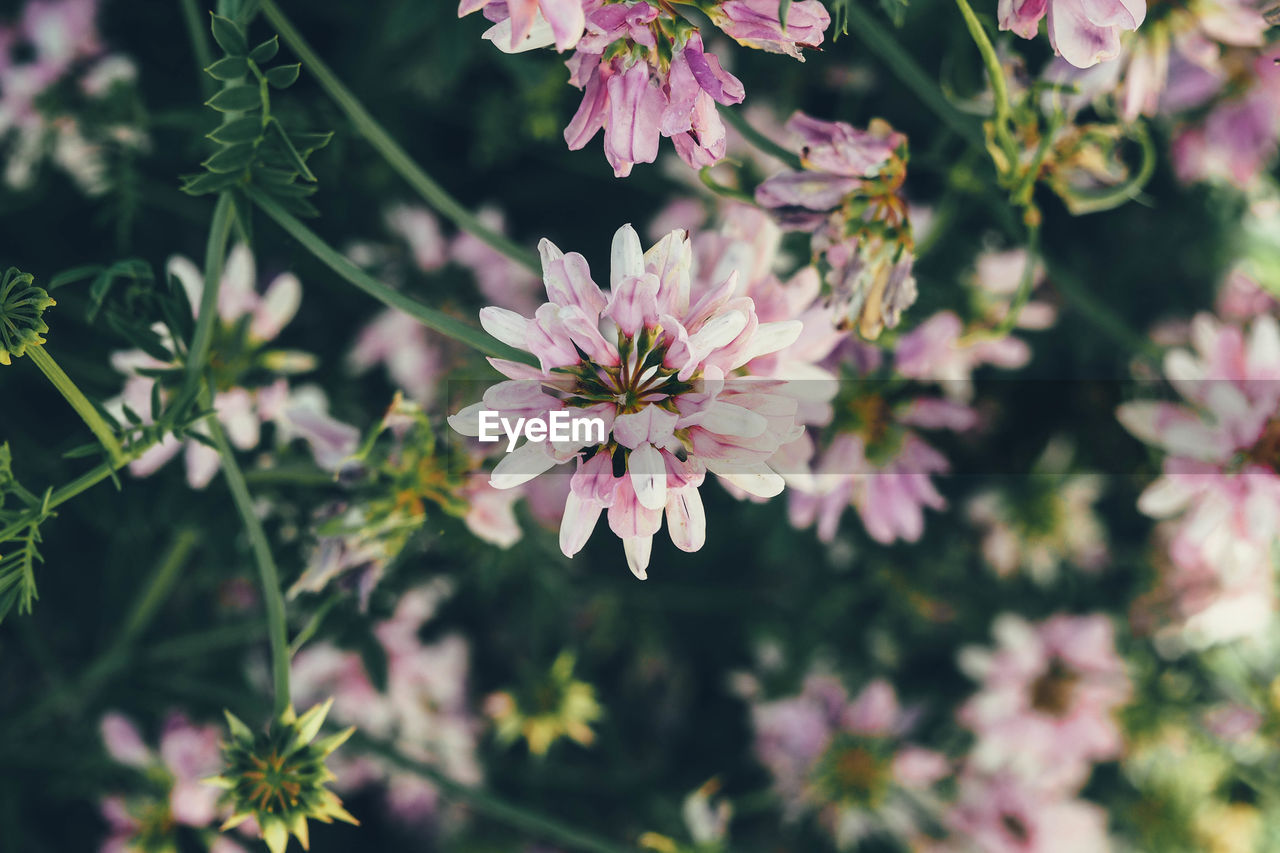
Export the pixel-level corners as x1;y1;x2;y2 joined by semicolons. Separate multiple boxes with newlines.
447;402;488;437
610;224;645;288
623;535;652;580
559;492;602;557
737;320;803;363
698;401;768;438
251;273;302;341
479;306;530;349
665;487;706;552
481;15;556;53
628;443;667;511
489;442;558;489
714;465;785;498
688;309;748;353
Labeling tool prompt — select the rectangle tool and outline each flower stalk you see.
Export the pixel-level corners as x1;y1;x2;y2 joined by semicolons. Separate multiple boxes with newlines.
26;345;126;466
258;0;540;274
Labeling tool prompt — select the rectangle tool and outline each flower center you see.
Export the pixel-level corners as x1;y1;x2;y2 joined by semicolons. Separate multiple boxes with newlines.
243;749;307;814
814;734;892;806
1248;418;1280;473
1030;658;1079;718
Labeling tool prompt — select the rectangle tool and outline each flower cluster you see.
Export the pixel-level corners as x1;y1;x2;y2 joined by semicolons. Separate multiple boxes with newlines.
1118;310;1280;649
290;581;483;826
0;0;146;193
450;223;805;578
459;0;830;175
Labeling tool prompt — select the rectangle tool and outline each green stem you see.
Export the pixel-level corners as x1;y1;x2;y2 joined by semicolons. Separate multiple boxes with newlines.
717;106;802;170
1049;264;1162;360
184;193;236;395
179;0;217;98
258;0;540;274
841;2;984;149
354;733;638;853
248;187;533;364
117;528;202;646
26;345;125;466
207;412;291;717
957;0;1013;166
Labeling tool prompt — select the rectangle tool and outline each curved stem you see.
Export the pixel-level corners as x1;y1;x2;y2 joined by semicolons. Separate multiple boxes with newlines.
248;187;534;364
208;412;291;717
952;0;1018;166
717;106;802;170
841;2;984;149
26;345;125;466
259;0;540;274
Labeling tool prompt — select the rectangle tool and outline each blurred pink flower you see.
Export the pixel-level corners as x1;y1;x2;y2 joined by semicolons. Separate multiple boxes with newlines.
932;771;1112;853
957;613;1130;792
1000;0;1145;68
708;0;830;60
750;674;948;848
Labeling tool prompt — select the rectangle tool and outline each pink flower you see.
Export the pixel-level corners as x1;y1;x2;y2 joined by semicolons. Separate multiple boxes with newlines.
460;0;586;53
710;0;832;61
1000;0;1146;68
750;673;948;848
1117;313;1280;581
99;711;237;851
451;208;544;314
933;771;1112;853
108;246;309;489
957;613;1131;793
450;224;803;578
349;308;445;406
894;311;1030;402
290;582;482;826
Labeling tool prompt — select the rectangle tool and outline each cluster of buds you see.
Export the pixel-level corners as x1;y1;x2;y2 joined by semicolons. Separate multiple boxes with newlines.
485;651;603;756
755;114;916;340
459;0;830;175
207;701;358;853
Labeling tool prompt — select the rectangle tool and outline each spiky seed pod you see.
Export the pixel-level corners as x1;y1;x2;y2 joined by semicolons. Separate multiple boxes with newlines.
0;268;56;366
205;700;358;853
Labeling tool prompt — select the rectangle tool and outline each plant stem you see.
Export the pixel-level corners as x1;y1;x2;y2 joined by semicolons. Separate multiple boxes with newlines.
354;733;638;853
258;0;540;274
952;0;1017;163
717;106;802;170
179;0;217;98
841;2;984;149
248;187;534;364
207;412;291;717
26;345;125;466
184;193;235;395
117;527;202;645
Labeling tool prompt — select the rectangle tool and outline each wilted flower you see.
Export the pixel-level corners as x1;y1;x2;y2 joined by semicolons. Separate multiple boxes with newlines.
638;779;733;852
449;223;804;578
207;701;358;853
755;113;916;340
749;673;949;849
486;651;602;756
957;613;1131;793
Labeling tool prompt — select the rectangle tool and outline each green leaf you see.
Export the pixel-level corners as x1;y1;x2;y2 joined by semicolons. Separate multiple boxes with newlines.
249;35;279;63
205;55;248;81
181;170;243;196
206;85;261;112
289;131;334;155
202;142;257;174
208;116;265;145
48;265;104;291
266;120;316;182
273;194;320;218
779;0;792;29
209;13;248;56
264;64;301;89
251;165;301;186
61;442;103;460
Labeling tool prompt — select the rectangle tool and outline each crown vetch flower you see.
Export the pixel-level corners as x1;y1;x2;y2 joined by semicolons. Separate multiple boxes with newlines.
449;223;804;579
708;0;831;60
208;701;358;853
957;613;1131;793
1000;0;1146;68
